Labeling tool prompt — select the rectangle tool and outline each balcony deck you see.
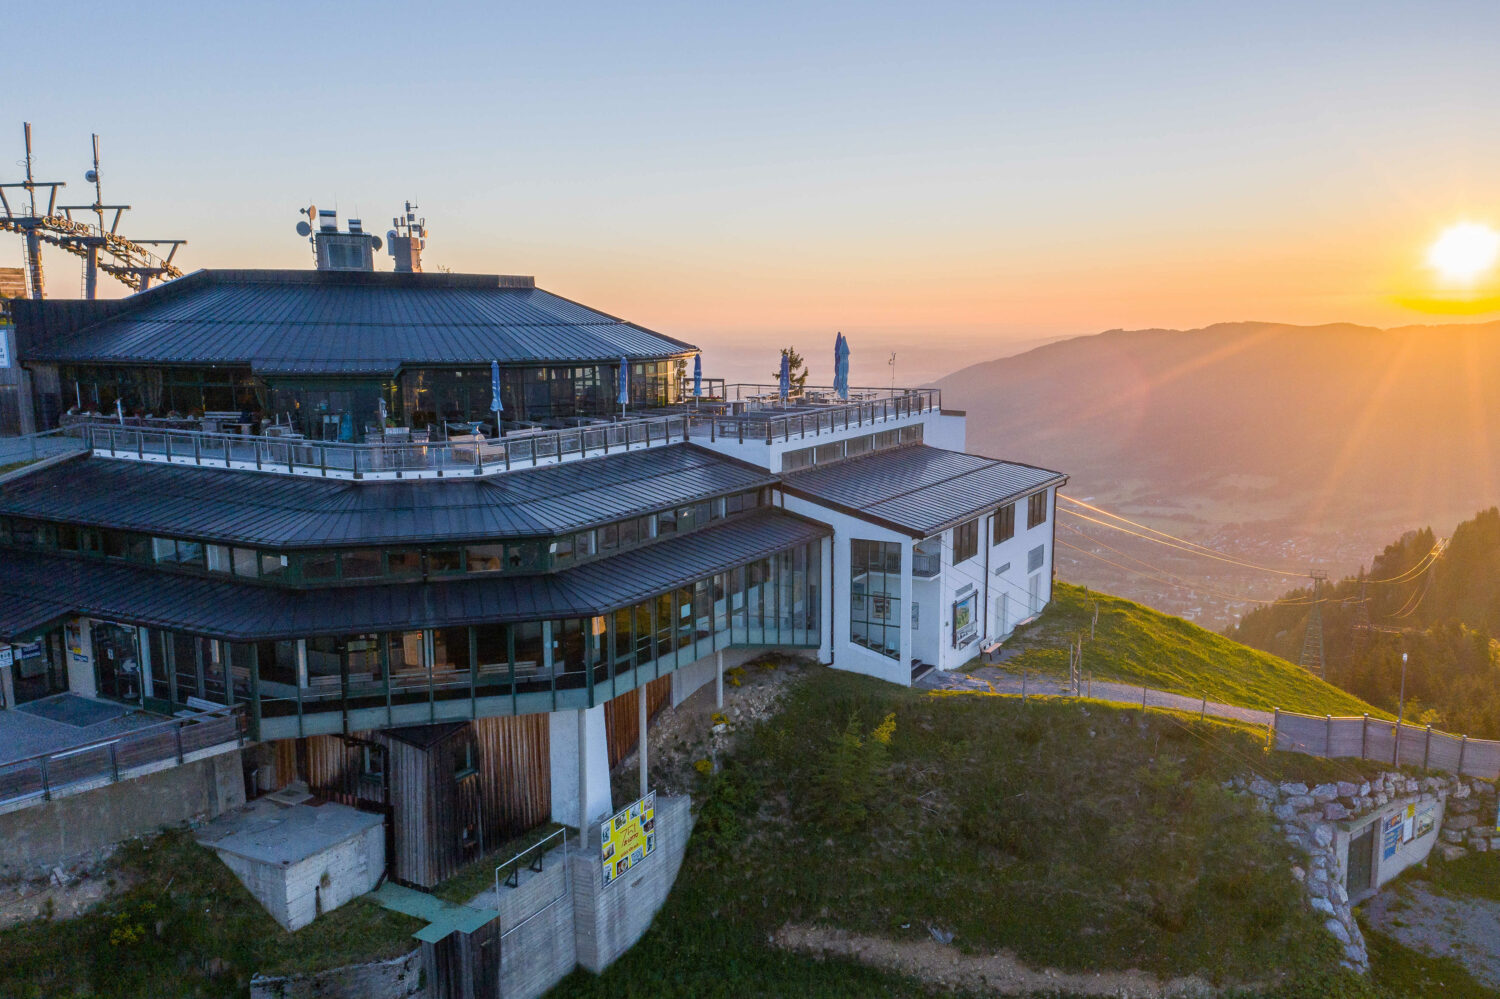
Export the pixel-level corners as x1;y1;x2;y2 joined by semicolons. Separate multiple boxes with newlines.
52;385;939;481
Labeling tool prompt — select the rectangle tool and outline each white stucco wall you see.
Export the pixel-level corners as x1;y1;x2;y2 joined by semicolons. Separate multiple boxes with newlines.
550;705;612;829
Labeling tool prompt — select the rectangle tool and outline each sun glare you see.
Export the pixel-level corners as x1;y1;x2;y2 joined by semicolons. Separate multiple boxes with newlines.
1426;223;1500;283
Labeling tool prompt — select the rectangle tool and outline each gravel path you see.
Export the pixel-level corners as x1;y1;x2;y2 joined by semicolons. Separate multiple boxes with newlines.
1363;883;1500;989
914;666;1274;727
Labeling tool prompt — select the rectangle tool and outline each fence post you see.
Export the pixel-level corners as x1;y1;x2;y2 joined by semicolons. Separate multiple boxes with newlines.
1201;694;1207;720
39;756;50;801
1423;724;1432;772
1458;735;1468;776
109;743;120;782
175;723;185;765
1361;714;1368;760
1326;714;1333;757
1141;685;1148;710
1271;708;1280;751
1021;668;1027;702
1393;720;1401;767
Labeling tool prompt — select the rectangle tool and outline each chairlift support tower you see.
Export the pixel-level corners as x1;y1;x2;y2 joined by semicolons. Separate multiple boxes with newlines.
0;123;186;299
1298;570;1328;679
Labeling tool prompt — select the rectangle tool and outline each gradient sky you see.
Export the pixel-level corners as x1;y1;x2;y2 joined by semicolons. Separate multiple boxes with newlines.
11;1;1500;384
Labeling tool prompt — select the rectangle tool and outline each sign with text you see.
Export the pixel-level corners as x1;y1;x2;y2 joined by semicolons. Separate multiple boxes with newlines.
1381;812;1402;861
0;321;11;369
601;791;656;888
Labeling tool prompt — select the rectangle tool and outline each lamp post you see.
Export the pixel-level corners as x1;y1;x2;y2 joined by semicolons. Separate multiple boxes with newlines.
1397;650;1408;729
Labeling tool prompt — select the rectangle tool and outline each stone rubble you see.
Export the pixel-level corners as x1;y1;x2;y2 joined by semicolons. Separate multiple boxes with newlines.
1225;769;1500;976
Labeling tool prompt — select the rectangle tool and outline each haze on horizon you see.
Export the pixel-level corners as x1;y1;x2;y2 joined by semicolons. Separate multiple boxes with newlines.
12;0;1500;385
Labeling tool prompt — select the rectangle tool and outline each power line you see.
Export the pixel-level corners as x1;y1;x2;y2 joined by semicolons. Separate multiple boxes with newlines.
1059;495;1307;576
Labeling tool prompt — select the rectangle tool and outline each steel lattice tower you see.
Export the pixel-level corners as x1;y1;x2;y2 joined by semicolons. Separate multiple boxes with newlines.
1298;571;1328;678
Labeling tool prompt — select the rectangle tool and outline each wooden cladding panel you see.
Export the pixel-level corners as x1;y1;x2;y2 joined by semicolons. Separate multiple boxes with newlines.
604;676;672;769
472;714;551;841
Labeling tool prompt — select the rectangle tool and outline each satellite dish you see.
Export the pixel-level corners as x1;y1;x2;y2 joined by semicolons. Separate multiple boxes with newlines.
372;236;383;251
295;220;312;237
386;230;397;255
84;169;98;183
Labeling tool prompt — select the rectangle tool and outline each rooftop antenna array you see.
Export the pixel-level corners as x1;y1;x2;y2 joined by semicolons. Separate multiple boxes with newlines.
387;200;426;273
0;123;186;299
295;203;384;272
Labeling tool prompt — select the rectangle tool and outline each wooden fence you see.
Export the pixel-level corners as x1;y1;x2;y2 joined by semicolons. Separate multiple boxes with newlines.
1272;710;1500;780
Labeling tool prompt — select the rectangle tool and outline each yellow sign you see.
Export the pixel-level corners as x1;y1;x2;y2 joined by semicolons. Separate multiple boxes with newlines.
601;791;656;887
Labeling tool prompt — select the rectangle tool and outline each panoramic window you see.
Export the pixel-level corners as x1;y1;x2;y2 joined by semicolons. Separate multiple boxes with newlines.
850;539;902;660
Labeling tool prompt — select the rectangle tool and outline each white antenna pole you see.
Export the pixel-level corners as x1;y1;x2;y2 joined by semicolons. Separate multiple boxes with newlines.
888;351;896;394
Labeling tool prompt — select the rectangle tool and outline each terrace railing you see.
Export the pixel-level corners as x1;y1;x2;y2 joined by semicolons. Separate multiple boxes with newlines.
680;385;941;444
71;414;691;481
0;428;90;473
0;705;244;811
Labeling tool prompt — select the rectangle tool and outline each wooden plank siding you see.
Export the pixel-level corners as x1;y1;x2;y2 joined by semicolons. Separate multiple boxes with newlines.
290;714;552;889
604;676;673;768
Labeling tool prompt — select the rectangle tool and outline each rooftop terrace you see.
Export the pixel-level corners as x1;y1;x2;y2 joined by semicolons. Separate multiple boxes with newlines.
55;384;939;481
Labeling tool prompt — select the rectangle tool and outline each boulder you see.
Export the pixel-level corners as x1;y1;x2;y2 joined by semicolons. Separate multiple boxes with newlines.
1284;794;1315;811
1447;814;1479;831
1323;803;1351;821
1438;843;1469;862
1442;829;1465;844
1324;918;1351;945
1453;782;1472;799
1273;803;1300;823
1309;895;1335;916
1249;778;1278;799
1312;783;1340;803
1358;781;1371;797
1449;798;1479;815
1375;792;1389;807
1336;781;1361;799
1313;825;1334;848
1470;835;1489;853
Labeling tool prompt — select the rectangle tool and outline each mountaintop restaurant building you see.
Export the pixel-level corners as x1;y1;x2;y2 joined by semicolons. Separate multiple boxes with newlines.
0;256;1065;892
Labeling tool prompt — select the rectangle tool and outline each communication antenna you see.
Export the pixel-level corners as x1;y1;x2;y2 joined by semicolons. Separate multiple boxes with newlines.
1297;570;1328;679
888;351;896;393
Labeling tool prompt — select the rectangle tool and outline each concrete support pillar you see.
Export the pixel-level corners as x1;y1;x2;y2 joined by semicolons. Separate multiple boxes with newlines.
715;650;724;710
638;682;649;798
549;704;610;829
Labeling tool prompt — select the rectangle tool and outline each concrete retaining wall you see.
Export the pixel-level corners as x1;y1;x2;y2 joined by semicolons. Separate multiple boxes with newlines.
0;749;243;878
571;794;693;974
217;820;384;931
249;948;424;999
495;847;577;999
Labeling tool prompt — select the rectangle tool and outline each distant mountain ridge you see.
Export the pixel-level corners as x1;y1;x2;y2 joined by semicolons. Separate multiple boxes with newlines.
935;318;1500;532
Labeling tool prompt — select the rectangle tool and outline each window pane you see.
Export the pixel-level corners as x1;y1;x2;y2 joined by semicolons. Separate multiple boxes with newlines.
232;547;260;578
466;545;504;573
388;550;423;577
342;549;383;579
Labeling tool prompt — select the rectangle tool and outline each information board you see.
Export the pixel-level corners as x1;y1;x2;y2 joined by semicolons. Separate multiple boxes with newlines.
602;791;656;887
1381;812;1402;861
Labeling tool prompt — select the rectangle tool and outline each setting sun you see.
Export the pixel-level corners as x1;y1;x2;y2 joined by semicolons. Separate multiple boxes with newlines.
1426;222;1500;283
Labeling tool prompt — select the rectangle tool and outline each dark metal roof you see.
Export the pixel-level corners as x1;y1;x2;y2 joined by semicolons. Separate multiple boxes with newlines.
0;444;774;548
780;445;1067;536
14;269;697;374
0;510;827;642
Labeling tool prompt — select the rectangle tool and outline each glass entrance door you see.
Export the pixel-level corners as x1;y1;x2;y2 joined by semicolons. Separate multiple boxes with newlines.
11;634;67;704
92;622;142;703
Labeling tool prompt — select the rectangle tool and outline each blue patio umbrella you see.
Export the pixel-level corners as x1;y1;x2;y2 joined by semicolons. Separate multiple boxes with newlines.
778;352;790;402
618;356;629;415
836;333;851;401
692;353;702;399
490;360;504;436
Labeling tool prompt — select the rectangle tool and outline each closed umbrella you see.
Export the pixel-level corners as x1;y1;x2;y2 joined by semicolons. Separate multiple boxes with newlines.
618;357;629;417
836;333;851;402
490;360;504;436
692;353;702;400
778;352;790;403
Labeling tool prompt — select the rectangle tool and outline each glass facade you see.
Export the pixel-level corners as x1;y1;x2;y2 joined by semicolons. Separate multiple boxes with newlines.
102;537;822;732
0;488;767;587
52;359;687;438
850;539;903;659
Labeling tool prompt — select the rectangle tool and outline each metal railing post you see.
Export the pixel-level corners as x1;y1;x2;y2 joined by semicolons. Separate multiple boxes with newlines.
39;756;50;800
176;723;185;764
109;743;120;782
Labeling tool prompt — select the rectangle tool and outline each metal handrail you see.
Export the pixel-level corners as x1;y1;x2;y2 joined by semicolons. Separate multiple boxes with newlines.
0;705;242;804
70;413;692;479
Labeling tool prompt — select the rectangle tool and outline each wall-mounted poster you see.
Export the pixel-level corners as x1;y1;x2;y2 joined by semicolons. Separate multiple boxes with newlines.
601;791;657;888
1382;812;1402;861
952;594;977;647
1415;806;1435;840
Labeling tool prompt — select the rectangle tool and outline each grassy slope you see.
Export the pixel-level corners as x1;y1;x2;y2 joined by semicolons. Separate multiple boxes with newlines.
1003;582;1386;718
0;831;422;999
552;671;1386;998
